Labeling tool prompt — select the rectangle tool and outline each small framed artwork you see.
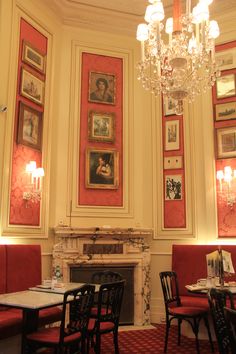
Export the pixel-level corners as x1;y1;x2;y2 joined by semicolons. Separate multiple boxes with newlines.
88;71;116;105
165;120;180;151
22;40;46;73
164;96;176;116
215;101;236;121
215;48;236;71
216;126;236;159
165;175;182;200
17;102;43;150
164;156;183;169
86;148;119;189
216;74;236;99
20;69;44;105
88;111;115;142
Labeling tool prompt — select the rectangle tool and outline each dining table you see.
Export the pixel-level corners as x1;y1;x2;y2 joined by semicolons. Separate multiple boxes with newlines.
0;282;100;354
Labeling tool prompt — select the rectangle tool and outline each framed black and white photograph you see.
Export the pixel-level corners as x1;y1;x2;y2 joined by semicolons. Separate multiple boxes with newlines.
17;102;43;150
165;175;182;200
165;120;180;151
22;40;46;73
216;74;236;99
216;126;236;159
88;111;115;142
164;97;176;116
215;48;236;71
88;71;116;105
86;148;119;189
20;69;44;105
215;102;236;121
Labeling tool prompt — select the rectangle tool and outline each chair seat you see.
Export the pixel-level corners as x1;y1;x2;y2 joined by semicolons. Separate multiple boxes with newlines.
88;318;115;332
169;306;208;316
27;326;81;344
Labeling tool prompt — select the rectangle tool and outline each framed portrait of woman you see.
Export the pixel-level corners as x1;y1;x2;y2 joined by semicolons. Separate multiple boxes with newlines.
86;148;119;189
17;102;43;150
88;71;116;105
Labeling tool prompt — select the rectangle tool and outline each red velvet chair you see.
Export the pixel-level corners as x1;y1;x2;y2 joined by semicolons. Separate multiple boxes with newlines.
88;280;125;354
25;284;95;354
159;271;214;354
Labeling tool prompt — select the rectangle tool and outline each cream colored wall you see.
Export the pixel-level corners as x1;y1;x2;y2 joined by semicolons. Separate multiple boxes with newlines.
1;0;236;324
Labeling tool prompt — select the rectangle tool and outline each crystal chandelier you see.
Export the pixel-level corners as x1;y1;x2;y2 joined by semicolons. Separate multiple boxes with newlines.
136;0;220;115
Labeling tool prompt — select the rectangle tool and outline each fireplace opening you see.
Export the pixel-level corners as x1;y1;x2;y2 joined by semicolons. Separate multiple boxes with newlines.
70;265;134;325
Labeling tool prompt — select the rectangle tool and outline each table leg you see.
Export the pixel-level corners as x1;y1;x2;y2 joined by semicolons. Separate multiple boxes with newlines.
21;309;39;354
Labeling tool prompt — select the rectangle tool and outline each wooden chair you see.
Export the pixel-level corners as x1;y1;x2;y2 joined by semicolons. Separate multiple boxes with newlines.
159;271;214;354
88;280;125;354
25;284;95;354
208;288;235;354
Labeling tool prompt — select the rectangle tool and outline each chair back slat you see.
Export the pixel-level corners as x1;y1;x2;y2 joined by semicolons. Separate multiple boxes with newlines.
160;271;180;308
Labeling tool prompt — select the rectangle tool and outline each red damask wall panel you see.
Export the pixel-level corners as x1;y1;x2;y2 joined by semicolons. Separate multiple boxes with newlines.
214;40;236;237
9;19;47;226
78;53;123;206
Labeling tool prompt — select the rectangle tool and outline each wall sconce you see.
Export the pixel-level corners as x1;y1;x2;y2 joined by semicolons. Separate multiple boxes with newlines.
23;161;44;203
216;166;236;207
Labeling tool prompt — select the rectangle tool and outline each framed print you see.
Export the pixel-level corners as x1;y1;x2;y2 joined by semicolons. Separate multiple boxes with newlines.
165;120;180;151
88;111;115;142
215;48;236;71
20;69;44;105
88;71;116;105
164;156;183;169
17;102;43;150
216;126;236;159
215;102;236;121
216;74;236;99
86;148;119;189
164;96;176;116
165;175;182;200
22;40;46;73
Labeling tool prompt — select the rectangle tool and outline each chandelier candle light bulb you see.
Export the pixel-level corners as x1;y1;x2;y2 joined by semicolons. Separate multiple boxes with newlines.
136;0;220;115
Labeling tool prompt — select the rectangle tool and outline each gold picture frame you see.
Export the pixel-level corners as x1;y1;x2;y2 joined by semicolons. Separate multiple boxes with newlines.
86;148;119;189
215;102;236;121
22;40;46;73
216;74;236;99
88;71;116;105
20;69;44;105
88;111;115;142
216;126;236;159
17;102;43;151
165;120;180;151
165;175;182;200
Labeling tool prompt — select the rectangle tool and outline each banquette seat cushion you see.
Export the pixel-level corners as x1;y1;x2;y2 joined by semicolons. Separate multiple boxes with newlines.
0;244;62;340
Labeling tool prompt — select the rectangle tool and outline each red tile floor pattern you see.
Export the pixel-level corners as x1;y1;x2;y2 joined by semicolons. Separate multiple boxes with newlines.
91;324;219;354
42;324;219;354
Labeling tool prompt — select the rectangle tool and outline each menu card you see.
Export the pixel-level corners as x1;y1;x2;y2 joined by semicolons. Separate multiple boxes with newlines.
206;249;235;277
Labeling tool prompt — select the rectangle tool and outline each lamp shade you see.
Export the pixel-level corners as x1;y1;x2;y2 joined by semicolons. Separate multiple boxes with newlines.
209;20;220;39
136;23;149;41
165;17;173;34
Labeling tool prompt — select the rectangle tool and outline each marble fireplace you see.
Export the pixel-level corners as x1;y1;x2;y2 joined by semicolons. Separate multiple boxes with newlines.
53;227;152;325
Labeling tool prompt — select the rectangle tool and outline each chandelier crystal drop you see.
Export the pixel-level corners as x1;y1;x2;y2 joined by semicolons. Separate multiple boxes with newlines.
136;0;220;115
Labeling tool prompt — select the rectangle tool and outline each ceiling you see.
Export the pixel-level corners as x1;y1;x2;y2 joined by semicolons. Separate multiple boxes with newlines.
41;0;236;37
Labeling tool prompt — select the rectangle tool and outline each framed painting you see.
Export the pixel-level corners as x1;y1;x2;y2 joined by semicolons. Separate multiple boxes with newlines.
165;120;180;151
216;126;236;159
17;102;43;150
20;69;44;105
88;71;116;105
216;74;236;99
88;111;115;142
86;148;119;189
165;175;182;200
22;40;46;73
215;102;236;121
215;48;236;71
164;96;176;116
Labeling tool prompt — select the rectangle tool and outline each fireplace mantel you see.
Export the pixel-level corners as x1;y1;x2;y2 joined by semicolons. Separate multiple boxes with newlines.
52;226;152;325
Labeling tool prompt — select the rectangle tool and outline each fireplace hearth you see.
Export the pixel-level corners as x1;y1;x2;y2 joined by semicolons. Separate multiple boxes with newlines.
53;227;152;325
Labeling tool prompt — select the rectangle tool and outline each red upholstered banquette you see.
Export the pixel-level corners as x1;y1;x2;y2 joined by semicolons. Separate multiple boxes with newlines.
172;244;236;309
0;244;62;340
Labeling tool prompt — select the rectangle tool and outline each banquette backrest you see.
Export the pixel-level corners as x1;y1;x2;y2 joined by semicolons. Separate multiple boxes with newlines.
172;244;236;296
0;244;42;294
